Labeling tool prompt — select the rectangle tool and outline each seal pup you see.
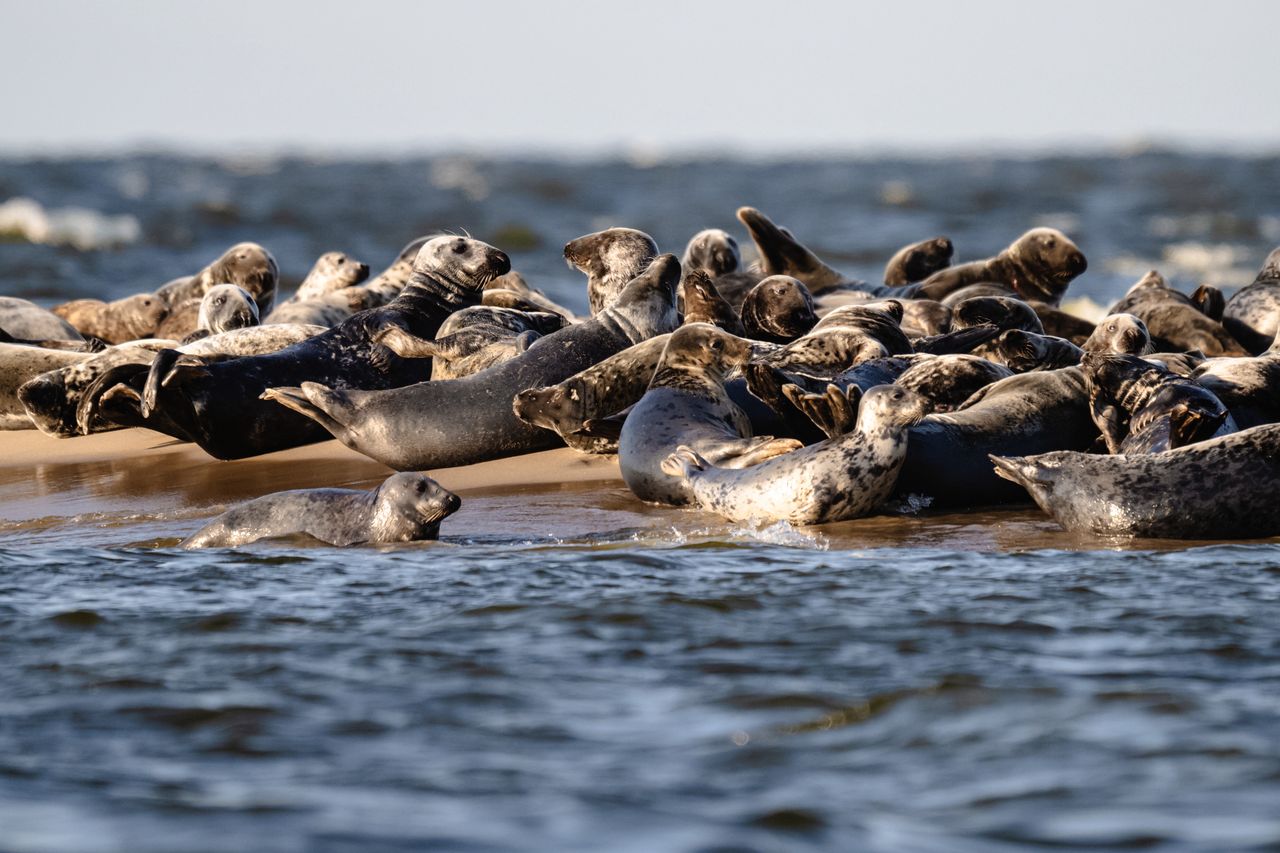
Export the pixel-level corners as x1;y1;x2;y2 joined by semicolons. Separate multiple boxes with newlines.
661;385;931;526
1108;271;1246;356
563;227;659;315
1081;352;1234;454
1082;313;1151;355
619;324;801;505
913;228;1087;306
0;297;84;342
990;424;1280;539
680;271;745;335
990;330;1084;372
740;276;818;343
682;229;741;278
182;472;461;549
884;236;954;285
138;235;510;459
1222;247;1280;354
51;293;169;344
155;242;280;317
374;306;569;380
266;255;681;470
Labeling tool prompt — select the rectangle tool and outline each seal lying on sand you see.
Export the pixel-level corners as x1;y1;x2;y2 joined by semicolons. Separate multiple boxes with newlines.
1108;271;1245;356
131;235;510;458
680;271;745;335
182;472;461;548
265;255;681;470
155;241;280;317
619;324;801;505
740;276;818;342
52;293;168;344
1082;313;1151;354
990;330;1083;372
991;424;1280;539
0;297;84;342
1222;247;1280;354
661;385;931;525
0;344;89;429
290;251;371;302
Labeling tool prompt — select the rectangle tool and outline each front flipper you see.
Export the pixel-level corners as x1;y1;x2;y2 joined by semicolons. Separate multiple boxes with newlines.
783;383;862;440
715;436;803;468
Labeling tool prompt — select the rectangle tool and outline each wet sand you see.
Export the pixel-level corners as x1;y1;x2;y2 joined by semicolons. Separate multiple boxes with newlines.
0;427;1259;552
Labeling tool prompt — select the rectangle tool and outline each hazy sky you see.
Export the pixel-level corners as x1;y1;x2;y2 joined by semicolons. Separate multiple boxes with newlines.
6;0;1279;154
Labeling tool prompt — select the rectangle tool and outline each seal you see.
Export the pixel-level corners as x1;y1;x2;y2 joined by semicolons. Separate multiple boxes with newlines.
0;344;89;429
913;228;1087;306
893;355;1014;411
183;285;260;342
751;302;911;378
736;207;866;295
990;423;1280;539
883;236;954;285
1081;313;1151;354
0;297;84;342
374;306;570;380
155;241;280;317
1108;270;1246;356
1081;352;1234;454
682;229;741;278
1191;339;1280;428
264;254;681;470
990;330;1083;372
740;275;817;343
261;252;372;327
563;227;659;315
132;235;510;459
482;271;575;319
618;324;802;505
1222;247;1280;354
182;472;461;549
680;271;745;335
51;293;169;344
290;251;371;302
660;385;931;525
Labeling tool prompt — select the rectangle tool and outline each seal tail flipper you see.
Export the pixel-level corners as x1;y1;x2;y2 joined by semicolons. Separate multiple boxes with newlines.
260;383;350;437
372;324;439;358
913;323;1001;355
660;445;709;480
782;382;861;440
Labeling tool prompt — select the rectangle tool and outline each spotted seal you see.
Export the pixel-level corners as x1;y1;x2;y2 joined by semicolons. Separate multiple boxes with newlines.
1190;338;1280;428
990;330;1084;372
182;472;461;549
740;276;817;343
0;344;89;429
618;324;801;505
155;242;279;318
680;271;745;335
132;235;510;458
1222;247;1280;354
661;385;931;525
563;227;659;315
264;254;680;470
990;423;1280;538
914;228;1087;306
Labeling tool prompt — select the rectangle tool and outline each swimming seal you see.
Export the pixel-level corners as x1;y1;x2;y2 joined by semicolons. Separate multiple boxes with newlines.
1222;247;1280;354
563;227;659;315
51;293;169;344
182;472;461;548
135;235;510;459
619;323;801;505
264;254;681;470
990;423;1280;539
661;385;931;525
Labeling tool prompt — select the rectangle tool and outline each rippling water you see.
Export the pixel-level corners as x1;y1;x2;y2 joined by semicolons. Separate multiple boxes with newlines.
3;153;1280;851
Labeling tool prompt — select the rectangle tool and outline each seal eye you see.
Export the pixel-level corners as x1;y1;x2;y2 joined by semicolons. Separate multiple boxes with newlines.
453;241;467;255
336;257;345;265
415;481;426;494
1044;238;1057;249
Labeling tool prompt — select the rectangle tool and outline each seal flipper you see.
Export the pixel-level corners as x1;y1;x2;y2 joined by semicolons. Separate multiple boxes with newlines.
142;349;183;418
373;325;438;359
1191;284;1225;321
660;445;708;480
515;330;541;353
261;382;354;440
783;383;862;440
736;207;847;293
913;323;1000;355
717;435;803;468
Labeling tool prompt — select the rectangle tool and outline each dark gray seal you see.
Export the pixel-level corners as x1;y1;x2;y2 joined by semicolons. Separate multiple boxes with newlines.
126;236;510;458
1222;247;1280;354
182;472;460;548
1027;300;1097;344
991;423;1280;539
736;206;865;295
661;385;931;525
884;236;953;285
1191;339;1280;428
563;227;659;315
619;323;801;505
740;275;818;343
0;297;84;342
991;330;1083;372
1108;270;1246;356
355;237;431;309
680;271;745;335
682;228;741;278
51;293;169;344
1081;352;1234;454
265;254;681;470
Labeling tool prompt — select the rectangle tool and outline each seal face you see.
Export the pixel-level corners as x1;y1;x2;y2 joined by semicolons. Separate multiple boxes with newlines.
884;236;954;285
564;227;659;315
680;271;745;336
181;472;461;548
740;276;817;343
1082;313;1150;355
618;323;801;505
661;385;931;525
0;343;88;430
156;242;280;316
197;285;260;336
291;251;371;302
991;423;1280;539
682;229;741;278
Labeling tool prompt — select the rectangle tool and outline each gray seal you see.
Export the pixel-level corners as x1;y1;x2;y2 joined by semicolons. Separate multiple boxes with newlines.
1108;270;1246;356
353;237;431;309
0;297;84;342
0;344;89;430
156;242;280;317
563;227;659;315
1027;300;1097;344
1081;313;1151;354
264;254;681;470
1222;247;1280;354
740;275;818;343
619;323;801;505
990;423;1280;539
187;285;260;341
182;472;460;548
661;385;931;525
682;228;741;278
883;236;953;285
1191;339;1280;428
375;306;570;380
990;330;1084;372
680;271;745;335
51;293;169;344
122;236;510;459
914;228;1087;306
894;354;1013;411
290;251;371;302
262;251;372;327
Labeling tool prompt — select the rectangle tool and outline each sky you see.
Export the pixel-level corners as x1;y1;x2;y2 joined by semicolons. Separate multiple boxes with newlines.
4;0;1279;154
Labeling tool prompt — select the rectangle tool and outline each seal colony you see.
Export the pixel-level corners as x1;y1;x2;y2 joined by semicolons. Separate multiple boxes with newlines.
6;203;1280;545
